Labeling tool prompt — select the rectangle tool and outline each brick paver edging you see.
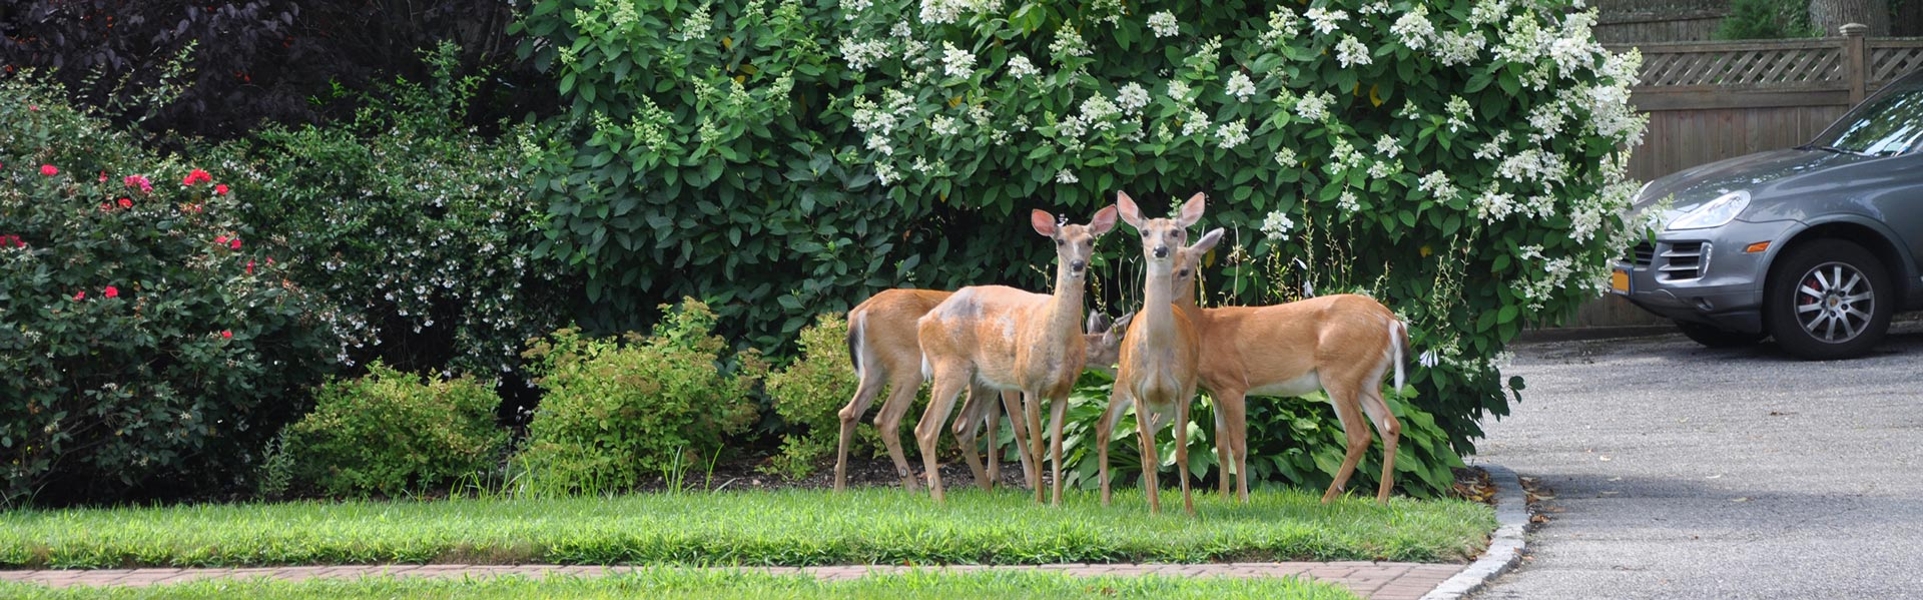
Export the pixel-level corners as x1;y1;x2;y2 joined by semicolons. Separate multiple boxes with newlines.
0;465;1528;600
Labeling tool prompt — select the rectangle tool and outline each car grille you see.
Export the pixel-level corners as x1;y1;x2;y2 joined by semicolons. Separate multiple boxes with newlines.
1630;242;1656;266
1658;242;1710;281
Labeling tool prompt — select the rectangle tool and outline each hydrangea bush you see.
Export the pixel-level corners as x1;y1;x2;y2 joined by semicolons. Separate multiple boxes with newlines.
0;77;346;505
517;0;1646;494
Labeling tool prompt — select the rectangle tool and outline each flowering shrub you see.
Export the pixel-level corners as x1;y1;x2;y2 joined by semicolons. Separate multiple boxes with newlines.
222;44;569;376
518;0;1645;494
283;361;508;498
0;77;345;505
515;299;764;495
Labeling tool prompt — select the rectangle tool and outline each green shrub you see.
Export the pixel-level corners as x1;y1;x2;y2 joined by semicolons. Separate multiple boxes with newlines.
0;75;345;505
516;299;764;495
283;361;507;498
1716;0;1821;40
222;43;569;377
761;313;856;479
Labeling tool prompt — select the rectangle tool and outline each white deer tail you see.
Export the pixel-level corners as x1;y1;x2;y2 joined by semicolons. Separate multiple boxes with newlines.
1388;319;1409;393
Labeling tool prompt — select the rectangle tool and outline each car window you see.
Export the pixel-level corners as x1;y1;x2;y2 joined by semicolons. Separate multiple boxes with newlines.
1809;73;1923;155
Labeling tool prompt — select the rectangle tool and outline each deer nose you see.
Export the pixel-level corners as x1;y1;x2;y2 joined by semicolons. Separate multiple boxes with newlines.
1153;246;1169;259
1070;260;1087;272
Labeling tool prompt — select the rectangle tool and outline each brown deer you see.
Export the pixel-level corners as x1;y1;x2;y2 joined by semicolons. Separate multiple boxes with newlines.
914;205;1119;503
1095;191;1218;514
1170;241;1410;503
834;289;1126;492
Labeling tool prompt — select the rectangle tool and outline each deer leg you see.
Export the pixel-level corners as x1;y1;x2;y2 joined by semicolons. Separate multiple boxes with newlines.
872;376;923;492
1137;400;1162;514
981;388;1002;490
1210;394;1232;499
1320;383;1373;504
916;371;969;503
835;365;888;493
1048;393;1070;506
1025;390;1047;503
1219;390;1252;503
1000;391;1036;489
1358;387;1403;503
1175;391;1196;515
1097;389;1135;507
953;385;991;491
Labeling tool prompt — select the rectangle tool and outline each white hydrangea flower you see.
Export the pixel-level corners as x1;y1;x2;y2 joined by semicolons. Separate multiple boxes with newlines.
1474;185;1516;223
891;21;913;38
1435;31;1486;67
1445;95;1473;132
840;38;891;71
941;42;976;78
876;163;899;185
1295;91;1333;122
1337;190;1361;213
1115;82;1151;115
1006;54;1039;79
1225;71;1257;102
1330;137;1362;172
679;5;714;40
930;115;960;137
1367;159;1399;179
1050;26;1092;59
1390;5;1433;51
1527;101;1567;142
919;0;962;25
843;0;872;16
866;133;895;156
1261;210;1295;240
1217;119;1249;149
1148;11;1180;37
1305;7;1347;35
1469;0;1511;26
1168;79;1193;101
1374;134;1400;158
1181;108;1210;137
1418;171;1456;199
1056;168;1079;184
1474;130;1511;161
1274;147;1300;167
1080;95;1121;131
1260;8;1300;46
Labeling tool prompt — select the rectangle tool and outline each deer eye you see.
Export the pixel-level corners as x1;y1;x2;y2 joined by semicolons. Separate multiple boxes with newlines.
1054;238;1064;246
1177;269;1190;277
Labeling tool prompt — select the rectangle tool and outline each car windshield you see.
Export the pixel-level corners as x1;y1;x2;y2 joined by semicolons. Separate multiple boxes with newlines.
1807;72;1923;155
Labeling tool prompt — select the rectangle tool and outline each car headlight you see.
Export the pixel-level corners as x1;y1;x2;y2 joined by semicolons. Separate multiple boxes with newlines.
1667;190;1750;230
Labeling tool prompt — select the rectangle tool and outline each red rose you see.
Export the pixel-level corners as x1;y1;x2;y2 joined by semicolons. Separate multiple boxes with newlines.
215;235;229;245
214;184;229;196
183;169;212;186
40;165;58;177
124;175;153;194
221;330;233;339
246;260;256;275
104;286;119;298
73;290;86;301
118;198;133;209
229;239;242;250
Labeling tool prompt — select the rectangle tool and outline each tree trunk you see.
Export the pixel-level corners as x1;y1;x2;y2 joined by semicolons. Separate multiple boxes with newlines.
1894;0;1923;36
1809;0;1892;36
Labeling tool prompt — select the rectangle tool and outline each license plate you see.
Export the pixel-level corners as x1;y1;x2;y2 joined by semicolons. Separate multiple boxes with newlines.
1610;268;1631;294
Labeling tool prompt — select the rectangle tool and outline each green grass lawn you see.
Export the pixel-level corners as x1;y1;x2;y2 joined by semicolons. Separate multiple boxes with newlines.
0;569;1363;600
0;488;1492;569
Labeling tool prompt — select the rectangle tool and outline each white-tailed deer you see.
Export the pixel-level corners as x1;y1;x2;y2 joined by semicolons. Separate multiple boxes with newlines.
1095;191;1219;514
951;311;1129;490
915;205;1119;503
835;288;1126;492
1170;245;1410;503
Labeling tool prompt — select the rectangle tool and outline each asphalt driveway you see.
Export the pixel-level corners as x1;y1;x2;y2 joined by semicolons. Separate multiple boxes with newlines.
1469;320;1923;599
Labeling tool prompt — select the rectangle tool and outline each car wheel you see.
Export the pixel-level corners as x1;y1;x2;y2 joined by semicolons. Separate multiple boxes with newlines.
1763;239;1892;360
1674;321;1766;348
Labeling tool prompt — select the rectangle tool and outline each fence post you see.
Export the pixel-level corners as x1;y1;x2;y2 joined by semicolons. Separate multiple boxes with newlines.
1843;23;1869;104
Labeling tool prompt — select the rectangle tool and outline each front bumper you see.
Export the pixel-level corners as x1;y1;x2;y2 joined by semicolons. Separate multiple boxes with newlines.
1609;219;1800;334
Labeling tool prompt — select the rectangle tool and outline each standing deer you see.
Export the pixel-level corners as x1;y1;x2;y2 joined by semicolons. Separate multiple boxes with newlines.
1170;241;1410;503
1095;191;1219;514
834;288;1126;492
915;205;1119;504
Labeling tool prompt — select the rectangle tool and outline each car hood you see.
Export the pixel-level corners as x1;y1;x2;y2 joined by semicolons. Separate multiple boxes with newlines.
1630;148;1877;223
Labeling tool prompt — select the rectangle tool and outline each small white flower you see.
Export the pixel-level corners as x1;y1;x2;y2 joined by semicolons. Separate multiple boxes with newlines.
1056;168;1079;184
891;21;913;38
1274;148;1299;167
1115;82;1151;115
1260;210;1295;240
876;163;899;185
1367;160;1399;179
1167;79;1193;101
1445;95;1473;132
1148;11;1180;38
1418;171;1456;198
1225;71;1257;102
1337;190;1361;213
1217;119;1249;149
1305;7;1347;35
1335;35;1371;68
1375;134;1400;158
843;0;873;16
930;115;960;137
1260;9;1300;46
1006;55;1039;79
1418;350;1439;368
1390;6;1434;51
1181;108;1210;137
1295;91;1333;122
1050;26;1092;59
941;42;976;78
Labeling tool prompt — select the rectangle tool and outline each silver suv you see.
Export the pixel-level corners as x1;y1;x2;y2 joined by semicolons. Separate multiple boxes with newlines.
1614;70;1923;360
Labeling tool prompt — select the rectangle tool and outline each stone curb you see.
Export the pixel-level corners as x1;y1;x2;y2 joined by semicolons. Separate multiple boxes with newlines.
1418;463;1528;600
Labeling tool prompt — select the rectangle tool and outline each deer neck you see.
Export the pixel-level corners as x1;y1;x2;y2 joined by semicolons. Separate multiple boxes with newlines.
1037;261;1087;349
1141;263;1178;341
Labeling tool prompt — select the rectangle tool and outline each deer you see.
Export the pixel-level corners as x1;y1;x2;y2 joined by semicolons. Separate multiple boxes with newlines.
834;289;1127;492
1094;191;1220;514
1169;236;1410;504
914;204;1119;504
950;310;1130;491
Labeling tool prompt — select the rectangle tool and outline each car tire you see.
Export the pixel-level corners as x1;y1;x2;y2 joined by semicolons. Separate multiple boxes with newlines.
1675;321;1767;348
1763;239;1892;360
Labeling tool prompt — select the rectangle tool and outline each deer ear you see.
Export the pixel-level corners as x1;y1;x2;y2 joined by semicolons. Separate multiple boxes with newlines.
1085;311;1112;334
1031;209;1058;236
1189;228;1225;256
1088;204;1119;237
1116;192;1143;229
1177;192;1207;228
1110;311;1135;340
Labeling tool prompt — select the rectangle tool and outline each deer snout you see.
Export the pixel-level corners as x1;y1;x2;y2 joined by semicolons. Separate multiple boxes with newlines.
1070;259;1087;272
1152;245;1169;259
